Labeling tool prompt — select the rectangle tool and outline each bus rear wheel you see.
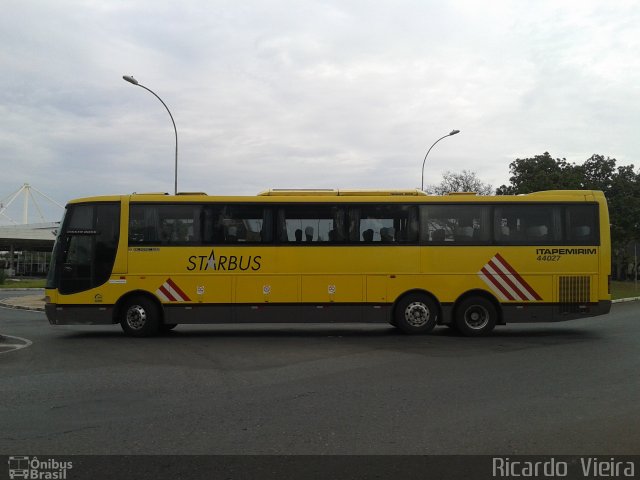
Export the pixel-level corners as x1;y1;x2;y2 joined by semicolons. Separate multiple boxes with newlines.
120;296;161;337
394;293;438;334
454;297;497;337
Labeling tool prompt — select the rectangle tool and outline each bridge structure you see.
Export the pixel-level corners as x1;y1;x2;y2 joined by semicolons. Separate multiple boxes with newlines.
0;184;64;277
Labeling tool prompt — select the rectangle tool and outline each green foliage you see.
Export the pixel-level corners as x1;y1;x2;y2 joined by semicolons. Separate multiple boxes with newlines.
611;281;640;300
496;152;583;194
496;152;640;278
0;278;46;289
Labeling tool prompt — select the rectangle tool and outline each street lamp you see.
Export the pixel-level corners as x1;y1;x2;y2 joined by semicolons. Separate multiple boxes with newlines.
420;129;461;191
123;75;179;195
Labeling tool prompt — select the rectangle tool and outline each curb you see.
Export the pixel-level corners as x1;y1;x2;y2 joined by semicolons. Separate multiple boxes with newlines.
0;288;45;292
0;300;45;312
612;296;640;303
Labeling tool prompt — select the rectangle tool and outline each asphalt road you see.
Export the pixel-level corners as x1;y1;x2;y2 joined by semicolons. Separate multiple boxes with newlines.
1;292;639;455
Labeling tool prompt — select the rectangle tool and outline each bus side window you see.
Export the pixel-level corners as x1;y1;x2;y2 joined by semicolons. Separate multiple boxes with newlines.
525;224;549;241
495;205;562;244
454;226;474;242
278;205;346;244
349;205;416;244
380;227;395;242
566;205;598;245
431;229;446;242
422;205;490;245
205;205;271;244
226;225;238;242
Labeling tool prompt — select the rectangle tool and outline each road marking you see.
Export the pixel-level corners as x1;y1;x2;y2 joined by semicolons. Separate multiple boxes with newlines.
0;335;33;354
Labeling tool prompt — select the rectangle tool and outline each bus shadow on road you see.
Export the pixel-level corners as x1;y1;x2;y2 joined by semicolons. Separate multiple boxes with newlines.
56;324;401;340
54;324;604;344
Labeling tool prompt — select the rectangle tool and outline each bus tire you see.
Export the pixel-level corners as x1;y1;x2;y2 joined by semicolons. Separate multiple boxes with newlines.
394;293;438;334
120;296;161;337
454;296;497;337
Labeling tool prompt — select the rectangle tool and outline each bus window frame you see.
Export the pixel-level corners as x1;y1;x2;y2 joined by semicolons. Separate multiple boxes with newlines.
492;202;600;247
126;201;601;248
128;202;275;247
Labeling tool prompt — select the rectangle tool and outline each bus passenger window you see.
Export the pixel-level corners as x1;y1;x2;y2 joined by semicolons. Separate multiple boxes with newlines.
305;226;314;242
204;205;272;244
130;204;201;245
421;205;490;245
566;205;598;245
431;229;446;242
380;227;395;242
226;225;238;242
525;225;549;241
278;205;346;244
349;205;417;244
454;226;474;242
573;226;590;238
494;205;562;244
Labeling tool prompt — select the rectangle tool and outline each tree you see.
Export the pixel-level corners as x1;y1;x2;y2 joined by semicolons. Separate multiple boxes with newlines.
604;164;640;279
496;152;640;280
496;152;583;195
426;170;494;196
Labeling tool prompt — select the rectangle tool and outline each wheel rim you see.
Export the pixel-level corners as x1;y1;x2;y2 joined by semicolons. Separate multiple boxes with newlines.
404;301;431;328
463;305;489;330
126;305;147;330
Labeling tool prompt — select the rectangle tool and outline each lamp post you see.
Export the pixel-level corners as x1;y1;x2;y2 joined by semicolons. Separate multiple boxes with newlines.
123;75;179;195
420;129;460;191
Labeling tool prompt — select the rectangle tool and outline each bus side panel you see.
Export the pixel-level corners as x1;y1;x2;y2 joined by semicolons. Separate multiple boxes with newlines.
301;275;363;303
235;275;299;303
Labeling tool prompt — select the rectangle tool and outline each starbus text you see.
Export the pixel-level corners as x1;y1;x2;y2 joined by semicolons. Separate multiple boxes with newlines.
187;250;262;272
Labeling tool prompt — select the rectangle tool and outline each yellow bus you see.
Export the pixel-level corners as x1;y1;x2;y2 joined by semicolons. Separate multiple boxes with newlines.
45;189;611;337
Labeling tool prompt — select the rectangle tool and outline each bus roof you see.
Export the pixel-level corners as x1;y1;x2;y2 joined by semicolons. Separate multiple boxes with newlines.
257;189;428;196
65;189;604;205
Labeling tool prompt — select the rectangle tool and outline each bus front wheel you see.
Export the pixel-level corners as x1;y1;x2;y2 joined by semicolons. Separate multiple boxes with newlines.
394;293;438;334
120;296;161;337
454;297;497;337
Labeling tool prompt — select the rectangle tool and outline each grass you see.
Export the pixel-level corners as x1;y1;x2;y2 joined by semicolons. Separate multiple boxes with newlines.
0;278;638;299
611;280;640;300
0;278;46;289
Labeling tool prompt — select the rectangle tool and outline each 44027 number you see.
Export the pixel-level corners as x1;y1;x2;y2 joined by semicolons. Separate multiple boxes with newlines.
537;255;560;262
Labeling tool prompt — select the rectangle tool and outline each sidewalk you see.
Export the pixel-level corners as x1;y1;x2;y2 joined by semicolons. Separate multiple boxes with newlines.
0;292;46;312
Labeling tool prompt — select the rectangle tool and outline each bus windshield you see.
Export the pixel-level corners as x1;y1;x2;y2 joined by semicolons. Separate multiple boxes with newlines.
46;203;120;294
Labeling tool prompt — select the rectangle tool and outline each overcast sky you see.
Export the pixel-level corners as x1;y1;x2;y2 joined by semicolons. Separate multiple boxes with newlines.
1;0;638;223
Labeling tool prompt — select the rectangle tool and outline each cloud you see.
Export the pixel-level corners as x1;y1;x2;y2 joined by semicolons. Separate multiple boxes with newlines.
1;0;638;220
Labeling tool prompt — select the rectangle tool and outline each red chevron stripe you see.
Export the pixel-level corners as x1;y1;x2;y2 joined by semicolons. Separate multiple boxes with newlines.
494;253;542;300
481;266;515;301
166;278;190;302
159;284;177;302
487;258;529;300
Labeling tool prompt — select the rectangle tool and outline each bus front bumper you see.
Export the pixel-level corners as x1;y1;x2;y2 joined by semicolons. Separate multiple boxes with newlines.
45;304;116;325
